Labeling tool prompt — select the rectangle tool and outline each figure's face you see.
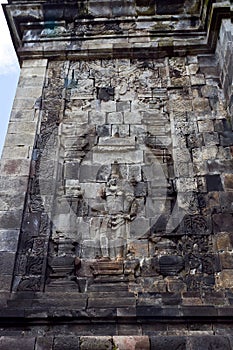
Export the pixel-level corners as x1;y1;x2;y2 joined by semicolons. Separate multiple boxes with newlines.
108;178;117;187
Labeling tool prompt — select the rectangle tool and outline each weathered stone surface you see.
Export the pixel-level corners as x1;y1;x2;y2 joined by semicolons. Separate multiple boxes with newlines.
213;214;233;233
0;337;35;350
223;174;233;191
0;253;16;275
35;337;54;350
80;336;112;350
113;336;150;350
189;336;231;350
53;336;79;350
150;336;186;350
0;231;19;252
219;252;233;269
1;0;233;342
214;233;233;251
216;270;233;289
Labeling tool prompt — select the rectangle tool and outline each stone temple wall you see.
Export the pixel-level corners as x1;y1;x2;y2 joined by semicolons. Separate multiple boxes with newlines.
0;0;233;349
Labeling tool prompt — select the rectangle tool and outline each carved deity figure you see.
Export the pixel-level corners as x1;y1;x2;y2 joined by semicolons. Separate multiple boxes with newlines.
94;162;138;259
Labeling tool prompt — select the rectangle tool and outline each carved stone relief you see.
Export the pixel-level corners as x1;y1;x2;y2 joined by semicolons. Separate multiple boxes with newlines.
12;56;226;295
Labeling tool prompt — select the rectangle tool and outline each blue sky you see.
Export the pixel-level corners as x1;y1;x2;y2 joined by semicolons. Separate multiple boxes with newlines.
0;0;20;156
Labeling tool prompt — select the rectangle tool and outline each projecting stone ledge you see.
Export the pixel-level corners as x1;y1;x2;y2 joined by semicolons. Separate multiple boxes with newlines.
3;291;233;320
3;0;233;60
0;334;233;350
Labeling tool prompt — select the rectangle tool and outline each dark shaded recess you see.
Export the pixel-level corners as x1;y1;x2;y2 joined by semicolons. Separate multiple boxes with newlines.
156;0;185;14
43;2;89;22
222;118;232;131
150;214;168;233
229;94;233;117
136;0;154;6
97;87;115;102
159;255;184;276
206;174;223;192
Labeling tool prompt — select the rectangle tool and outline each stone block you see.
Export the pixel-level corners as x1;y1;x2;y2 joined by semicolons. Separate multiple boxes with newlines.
88;1;112;17
166;277;187;293
223;174;233;191
150;336;186;350
0;230;19;252
159;255;184;276
22;212;41;236
97;87;114;101
220;131;233;146
21;67;47;77
99;100;116;113
213;213;233;233
112;124;130;137
193;98;211;113
182;306;217;317
0;337;35;350
107;112;123;124
207;159;233;173
96;124;111;137
220;246;233;270
140;257;159;277
216;270;233;289
156;0;184;14
0;191;26;211
35;337;54;350
189;335;231;350
1;146;31;160
214;233;233;251
117;307;136;317
175;177;197;192
64;161;79;179
206;174;223;192
0;159;31;176
116;101;131;112
79;164;101;183
0;176;28;195
113;336;150;350
0;274;14;292
53;336;79;350
203;132;219;146
89;111;106;124
130;218;150;241
80;183;102;199
80;336;112;350
124;111;142;124
112;0;136;16
117;323;142;336
127;240;149;258
134;182;148;197
18;75;45;88
137;306;180;317
22;59;48;68
13;97;37;110
93;150;144;164
88;297;135;308
0;211;23;230
4;132;35;147
190;74;205;85
201;146;218;161
7;121;37;134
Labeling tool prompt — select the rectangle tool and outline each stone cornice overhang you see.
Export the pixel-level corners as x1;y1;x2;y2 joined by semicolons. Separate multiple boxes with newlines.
3;0;233;64
0;306;233;329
